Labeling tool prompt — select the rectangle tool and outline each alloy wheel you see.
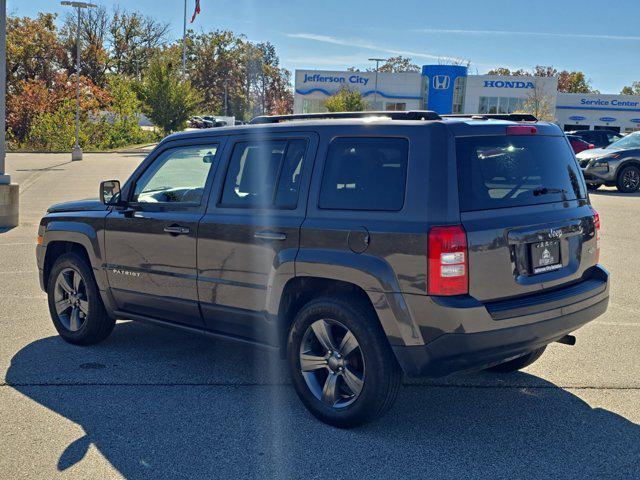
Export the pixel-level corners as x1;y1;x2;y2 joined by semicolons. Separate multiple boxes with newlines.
54;268;89;332
299;319;365;408
623;168;640;190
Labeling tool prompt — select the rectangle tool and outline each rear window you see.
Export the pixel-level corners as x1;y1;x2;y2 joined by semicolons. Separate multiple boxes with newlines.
319;137;408;211
456;135;586;212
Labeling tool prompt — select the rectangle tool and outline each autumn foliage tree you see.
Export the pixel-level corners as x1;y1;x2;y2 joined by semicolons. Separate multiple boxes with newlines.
5;9;294;150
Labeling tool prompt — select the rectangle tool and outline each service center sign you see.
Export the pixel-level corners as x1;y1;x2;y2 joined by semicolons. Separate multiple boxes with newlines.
580;98;640;108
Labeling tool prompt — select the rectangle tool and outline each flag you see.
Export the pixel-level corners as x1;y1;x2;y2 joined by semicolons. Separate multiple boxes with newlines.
190;0;201;23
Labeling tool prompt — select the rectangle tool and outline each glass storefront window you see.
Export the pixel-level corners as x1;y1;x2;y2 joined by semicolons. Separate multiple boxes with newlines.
452;77;466;113
302;98;327;114
479;96;526;114
385;102;407;111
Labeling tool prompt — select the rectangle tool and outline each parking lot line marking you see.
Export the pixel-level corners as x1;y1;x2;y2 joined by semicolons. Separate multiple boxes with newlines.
592;321;639;327
0;243;36;246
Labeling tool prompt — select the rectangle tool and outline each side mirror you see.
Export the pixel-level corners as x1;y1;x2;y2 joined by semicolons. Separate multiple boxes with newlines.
202;151;216;163
100;180;121;205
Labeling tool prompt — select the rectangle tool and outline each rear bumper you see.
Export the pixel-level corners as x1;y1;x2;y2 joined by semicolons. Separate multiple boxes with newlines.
394;266;609;377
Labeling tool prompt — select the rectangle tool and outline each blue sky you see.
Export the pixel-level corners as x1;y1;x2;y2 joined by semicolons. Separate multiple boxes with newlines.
9;0;640;93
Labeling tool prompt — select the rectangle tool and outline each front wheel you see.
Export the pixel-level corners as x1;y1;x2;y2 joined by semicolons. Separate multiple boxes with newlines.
616;165;640;193
586;183;600;191
287;295;402;428
47;252;115;345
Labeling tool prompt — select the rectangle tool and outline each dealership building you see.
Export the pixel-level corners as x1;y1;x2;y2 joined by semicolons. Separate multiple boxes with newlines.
294;65;640;133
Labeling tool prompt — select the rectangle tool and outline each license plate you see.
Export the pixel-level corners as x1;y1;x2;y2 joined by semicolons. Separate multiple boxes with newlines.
530;240;561;274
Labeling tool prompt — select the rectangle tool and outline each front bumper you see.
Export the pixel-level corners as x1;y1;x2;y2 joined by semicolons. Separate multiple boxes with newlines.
581;164;616;184
394;266;609;377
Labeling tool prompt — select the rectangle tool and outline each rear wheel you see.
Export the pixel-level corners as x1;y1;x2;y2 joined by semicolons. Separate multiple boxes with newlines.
47;252;115;345
485;346;546;373
616;165;640;193
287;295;402;428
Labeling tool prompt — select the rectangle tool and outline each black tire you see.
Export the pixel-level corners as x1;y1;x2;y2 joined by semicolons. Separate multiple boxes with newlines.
616;165;640;193
485;346;547;373
586;183;600;191
287;295;402;428
47;252;115;345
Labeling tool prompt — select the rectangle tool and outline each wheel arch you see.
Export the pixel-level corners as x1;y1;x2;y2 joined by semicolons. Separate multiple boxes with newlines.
618;158;640;173
41;220;106;291
43;241;92;290
275;275;423;358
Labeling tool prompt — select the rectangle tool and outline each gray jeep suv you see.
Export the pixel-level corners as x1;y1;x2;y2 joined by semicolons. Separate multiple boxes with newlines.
36;111;609;427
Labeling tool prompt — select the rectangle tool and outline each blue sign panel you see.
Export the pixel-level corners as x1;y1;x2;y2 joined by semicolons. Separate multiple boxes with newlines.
569;116;586;121
422;65;468;114
631;118;640;123
599;117;617;122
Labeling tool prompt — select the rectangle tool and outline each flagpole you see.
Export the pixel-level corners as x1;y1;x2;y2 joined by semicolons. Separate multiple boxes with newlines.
181;0;187;77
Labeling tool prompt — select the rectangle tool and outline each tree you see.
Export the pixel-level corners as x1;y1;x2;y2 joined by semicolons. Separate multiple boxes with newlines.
138;57;200;134
557;71;597;94
109;7;169;77
6;72;110;146
185;30;293;120
378;56;419;73
6;13;65;91
324;88;368;112
60;6;110;86
487;67;513;76
621;82;640;95
520;78;555;121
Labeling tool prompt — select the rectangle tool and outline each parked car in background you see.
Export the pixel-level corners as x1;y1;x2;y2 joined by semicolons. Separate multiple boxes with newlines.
189;116;214;129
578;131;640;192
567;129;623;148
567;134;595;154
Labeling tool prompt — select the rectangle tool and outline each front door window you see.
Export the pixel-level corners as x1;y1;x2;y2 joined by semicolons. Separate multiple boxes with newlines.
133;145;218;205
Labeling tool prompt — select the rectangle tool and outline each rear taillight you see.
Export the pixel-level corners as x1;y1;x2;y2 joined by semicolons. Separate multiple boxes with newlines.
591;207;600;263
428;225;468;296
588;143;595;149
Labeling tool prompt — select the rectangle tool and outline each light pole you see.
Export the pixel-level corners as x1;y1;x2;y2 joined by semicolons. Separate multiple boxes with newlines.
368;58;387;111
0;0;8;184
61;1;96;161
182;0;187;77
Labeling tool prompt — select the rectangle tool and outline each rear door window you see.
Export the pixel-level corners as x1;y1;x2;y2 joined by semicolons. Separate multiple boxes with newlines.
319;137;408;211
220;139;307;209
456;135;586;212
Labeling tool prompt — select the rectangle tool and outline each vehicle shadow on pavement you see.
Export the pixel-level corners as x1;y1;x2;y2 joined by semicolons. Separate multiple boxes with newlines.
590;188;640;198
6;320;640;479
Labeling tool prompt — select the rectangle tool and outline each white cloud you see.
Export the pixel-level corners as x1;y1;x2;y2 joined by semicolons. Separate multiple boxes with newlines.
412;28;640;42
284;32;468;64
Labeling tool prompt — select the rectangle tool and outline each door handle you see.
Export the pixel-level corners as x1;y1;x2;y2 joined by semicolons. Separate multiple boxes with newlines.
163;225;190;235
254;231;286;241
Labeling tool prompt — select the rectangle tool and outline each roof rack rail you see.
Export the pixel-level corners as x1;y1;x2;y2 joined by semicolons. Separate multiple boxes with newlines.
249;110;441;124
441;113;538;122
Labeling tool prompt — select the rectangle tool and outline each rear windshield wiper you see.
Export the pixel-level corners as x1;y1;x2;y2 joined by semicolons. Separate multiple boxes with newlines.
533;187;568;196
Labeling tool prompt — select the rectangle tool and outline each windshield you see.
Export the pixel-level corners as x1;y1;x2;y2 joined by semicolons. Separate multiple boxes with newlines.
607;132;640;150
456;135;586;211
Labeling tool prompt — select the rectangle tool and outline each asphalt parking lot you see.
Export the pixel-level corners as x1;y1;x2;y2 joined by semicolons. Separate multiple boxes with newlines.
1;152;639;479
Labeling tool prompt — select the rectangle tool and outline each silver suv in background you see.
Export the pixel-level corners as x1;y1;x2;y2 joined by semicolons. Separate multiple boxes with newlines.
577;131;640;192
